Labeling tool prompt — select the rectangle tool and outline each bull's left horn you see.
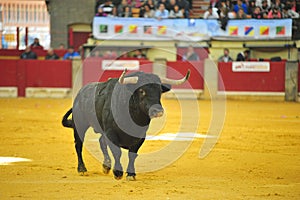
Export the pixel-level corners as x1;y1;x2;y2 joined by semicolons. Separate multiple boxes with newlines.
160;70;190;85
118;69;139;84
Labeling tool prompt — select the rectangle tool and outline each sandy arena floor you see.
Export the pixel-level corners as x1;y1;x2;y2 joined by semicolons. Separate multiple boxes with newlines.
0;98;299;200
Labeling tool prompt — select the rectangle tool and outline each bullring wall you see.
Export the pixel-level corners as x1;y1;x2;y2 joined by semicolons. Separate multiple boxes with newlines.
0;58;299;101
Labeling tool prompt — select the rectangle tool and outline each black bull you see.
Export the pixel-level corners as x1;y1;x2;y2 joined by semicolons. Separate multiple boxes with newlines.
62;69;190;180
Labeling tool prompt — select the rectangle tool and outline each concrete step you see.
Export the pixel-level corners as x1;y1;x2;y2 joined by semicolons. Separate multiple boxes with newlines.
0;87;18;98
25;87;71;98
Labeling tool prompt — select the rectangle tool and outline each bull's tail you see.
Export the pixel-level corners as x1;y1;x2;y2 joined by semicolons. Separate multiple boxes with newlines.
62;108;74;128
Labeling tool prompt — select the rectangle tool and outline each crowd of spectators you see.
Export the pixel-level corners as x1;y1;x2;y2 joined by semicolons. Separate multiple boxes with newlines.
95;0;192;18
201;0;299;20
94;0;300;19
18;1;299;61
19;37;82;60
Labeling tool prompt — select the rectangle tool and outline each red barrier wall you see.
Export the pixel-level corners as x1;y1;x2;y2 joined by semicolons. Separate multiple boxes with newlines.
1;59;298;97
0;60;18;86
0;60;72;96
25;60;72;87
218;62;286;92
166;61;204;90
82;58;153;85
83;59;204;90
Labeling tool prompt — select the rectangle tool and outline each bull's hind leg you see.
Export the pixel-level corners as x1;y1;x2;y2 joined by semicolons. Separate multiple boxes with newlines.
74;127;87;174
106;134;123;180
99;135;111;174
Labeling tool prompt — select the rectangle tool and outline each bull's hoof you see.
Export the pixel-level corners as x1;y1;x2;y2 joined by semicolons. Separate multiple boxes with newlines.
79;171;88;176
77;164;87;174
102;159;111;174
113;170;123;180
102;164;111;174
126;175;136;181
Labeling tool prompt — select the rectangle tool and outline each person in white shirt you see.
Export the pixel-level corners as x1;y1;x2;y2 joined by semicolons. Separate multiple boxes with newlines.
255;0;271;9
203;5;219;19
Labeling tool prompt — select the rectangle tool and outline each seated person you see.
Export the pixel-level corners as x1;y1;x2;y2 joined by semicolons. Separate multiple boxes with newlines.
267;6;282;19
119;51;131;59
90;50;102;57
117;0;132;17
218;48;234;62
203;5;219;19
140;4;155;18
119;6;132;17
58;43;65;49
20;46;37;59
182;45;199;61
143;0;155;10
167;0;177;11
233;0;248;15
103;50;118;59
97;0;116;17
154;3;169;20
235;8;251;19
169;5;184;18
63;46;80;60
251;6;266;19
260;0;270;16
176;0;190;18
95;7;108;16
281;6;300;18
133;49;147;59
45;48;60;60
30;38;44;49
130;0;142;8
236;50;250;61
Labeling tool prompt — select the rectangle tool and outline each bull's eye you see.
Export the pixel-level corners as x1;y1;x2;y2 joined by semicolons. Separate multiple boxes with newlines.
139;89;146;97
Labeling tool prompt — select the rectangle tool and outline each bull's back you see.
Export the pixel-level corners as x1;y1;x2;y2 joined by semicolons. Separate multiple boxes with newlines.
73;80;117;134
94;79;118;132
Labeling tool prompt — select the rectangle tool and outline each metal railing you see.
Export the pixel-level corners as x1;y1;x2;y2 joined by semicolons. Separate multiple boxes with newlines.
0;0;49;27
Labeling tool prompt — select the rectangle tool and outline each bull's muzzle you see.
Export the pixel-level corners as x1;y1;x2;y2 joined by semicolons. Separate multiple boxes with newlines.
149;104;164;119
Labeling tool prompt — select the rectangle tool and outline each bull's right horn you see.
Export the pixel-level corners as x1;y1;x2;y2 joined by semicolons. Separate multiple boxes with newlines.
118;69;139;84
160;70;190;85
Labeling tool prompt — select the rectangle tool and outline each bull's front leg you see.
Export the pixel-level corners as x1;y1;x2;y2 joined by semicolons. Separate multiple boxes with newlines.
109;143;123;179
127;138;145;181
126;151;138;181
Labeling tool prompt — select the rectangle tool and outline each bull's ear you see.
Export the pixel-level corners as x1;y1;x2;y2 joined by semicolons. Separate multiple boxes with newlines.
161;84;171;93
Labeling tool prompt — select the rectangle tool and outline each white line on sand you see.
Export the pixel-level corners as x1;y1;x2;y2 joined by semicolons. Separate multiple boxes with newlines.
0;157;32;165
146;133;216;141
88;132;216;142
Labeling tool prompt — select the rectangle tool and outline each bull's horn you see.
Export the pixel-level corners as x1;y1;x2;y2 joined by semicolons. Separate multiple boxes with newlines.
160;70;190;85
118;69;139;84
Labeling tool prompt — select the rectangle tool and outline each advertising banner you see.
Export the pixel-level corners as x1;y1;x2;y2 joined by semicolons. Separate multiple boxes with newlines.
93;17;292;41
232;62;270;72
102;60;140;70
